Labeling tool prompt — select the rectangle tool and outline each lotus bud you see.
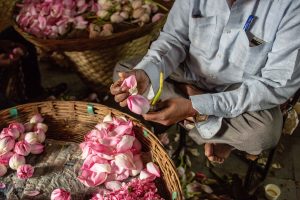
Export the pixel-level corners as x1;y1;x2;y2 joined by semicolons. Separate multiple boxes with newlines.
24;132;39;144
33;123;48;133
150;4;158;13
30;143;44;154
127;95;150;115
100;29;113;36
14;141;31;156
24;122;34;132
97;10;110;20
17;164;34;179
36;130;46;143
30;114;44;124
103;24;114;32
0;136;15;155
98;0;113;10
105;181;122;191
140;13;150;23
0;151;14;166
131;0;142;9
9;154;25;170
110;12;124;23
0;128;20;139
51;188;71;200
0;164;7;176
120;11;129;20
8;122;25;134
122;5;132;12
132;8;145;19
152;13;165;23
142;4;151;14
146;162;160;177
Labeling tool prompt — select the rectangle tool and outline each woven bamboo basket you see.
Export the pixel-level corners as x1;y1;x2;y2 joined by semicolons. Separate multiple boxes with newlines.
0;0;17;32
12;0;173;92
0;101;183;199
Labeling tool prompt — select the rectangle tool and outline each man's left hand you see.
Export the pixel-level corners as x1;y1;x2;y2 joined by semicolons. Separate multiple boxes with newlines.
142;97;197;126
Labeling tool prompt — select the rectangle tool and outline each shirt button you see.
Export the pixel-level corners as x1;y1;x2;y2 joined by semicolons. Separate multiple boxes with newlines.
226;30;231;34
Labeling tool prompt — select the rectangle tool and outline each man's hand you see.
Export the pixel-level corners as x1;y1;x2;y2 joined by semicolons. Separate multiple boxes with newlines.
110;69;150;107
0;40;25;67
143;97;197;126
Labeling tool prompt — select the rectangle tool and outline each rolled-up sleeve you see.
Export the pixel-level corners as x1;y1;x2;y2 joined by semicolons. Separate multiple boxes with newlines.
191;1;300;118
134;0;190;94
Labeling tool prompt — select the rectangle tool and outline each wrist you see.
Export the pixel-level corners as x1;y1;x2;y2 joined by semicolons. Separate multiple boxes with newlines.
188;100;208;122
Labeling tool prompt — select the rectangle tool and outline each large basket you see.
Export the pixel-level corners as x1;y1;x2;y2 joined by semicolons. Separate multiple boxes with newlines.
0;101;183;199
12;0;173;92
0;0;17;32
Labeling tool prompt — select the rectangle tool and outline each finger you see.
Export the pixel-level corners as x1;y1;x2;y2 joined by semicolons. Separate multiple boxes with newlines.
110;80;123;95
119;99;128;107
114;92;129;103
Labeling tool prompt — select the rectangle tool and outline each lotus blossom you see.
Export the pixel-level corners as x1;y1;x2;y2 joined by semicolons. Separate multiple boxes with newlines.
127;95;150;115
14;141;31;156
0;136;15;156
17;164;34;179
0;128;20;139
51;188;71;200
9;154;25;170
8;122;25;134
30;113;44;124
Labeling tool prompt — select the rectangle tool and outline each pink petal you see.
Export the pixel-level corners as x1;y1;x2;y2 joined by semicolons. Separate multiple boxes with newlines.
103;113;113;123
132;138;142;154
114;152;135;170
23;190;40;196
146;162;160;177
104;181;122;191
90;163;111;173
0;151;14;165
78;169;107;187
127;95;150;115
30;143;44;154
8;122;25;134
115;170;130;181
139;170;156;181
51;188;71;200
110;160;126;175
0;182;5;189
116;135;135;152
17;164;34;179
130;154;143;176
121;75;138;95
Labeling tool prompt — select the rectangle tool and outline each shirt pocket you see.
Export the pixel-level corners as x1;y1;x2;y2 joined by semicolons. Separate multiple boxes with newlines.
229;31;273;75
189;16;217;57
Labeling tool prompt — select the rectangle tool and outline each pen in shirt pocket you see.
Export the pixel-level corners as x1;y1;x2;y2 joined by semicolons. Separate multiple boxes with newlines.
243;15;255;32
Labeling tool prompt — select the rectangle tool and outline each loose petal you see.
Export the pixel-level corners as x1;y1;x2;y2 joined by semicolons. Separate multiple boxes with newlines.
139;170;156;181
146;162;160;177
23;190;40;196
51;188;71;200
115;152;135;170
116;135;135;152
30;143;44;154
105;181;122;191
127;95;150;115
121;75;138;95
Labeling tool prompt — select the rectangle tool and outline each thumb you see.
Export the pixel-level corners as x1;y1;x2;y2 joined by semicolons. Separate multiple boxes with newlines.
118;71;135;81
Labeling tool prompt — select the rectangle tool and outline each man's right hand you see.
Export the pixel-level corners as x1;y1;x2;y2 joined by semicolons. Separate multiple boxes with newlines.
110;69;150;107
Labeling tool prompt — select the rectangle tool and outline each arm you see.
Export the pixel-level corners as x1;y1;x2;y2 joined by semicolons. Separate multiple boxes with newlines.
134;0;191;94
191;1;300;118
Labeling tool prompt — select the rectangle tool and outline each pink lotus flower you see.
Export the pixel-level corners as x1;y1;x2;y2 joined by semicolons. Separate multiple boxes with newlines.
8;122;25;134
17;164;34;179
0;136;15;156
14;141;31;156
0;151;14;165
146;162;160;177
127;95;150;115
121;75;138;95
51;188;71;200
30;114;44;124
0;164;7;176
30;143;44;154
0;128;20;139
9;154;25;170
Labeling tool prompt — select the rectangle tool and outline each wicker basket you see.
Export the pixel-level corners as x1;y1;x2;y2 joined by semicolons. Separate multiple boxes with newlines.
0;101;183;199
0;0;17;32
12;0;173;92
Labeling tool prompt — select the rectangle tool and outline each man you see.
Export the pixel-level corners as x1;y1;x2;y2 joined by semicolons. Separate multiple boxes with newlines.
111;0;300;163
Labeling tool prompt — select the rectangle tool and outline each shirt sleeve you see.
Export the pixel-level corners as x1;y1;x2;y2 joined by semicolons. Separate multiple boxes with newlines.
191;1;300;118
134;0;190;95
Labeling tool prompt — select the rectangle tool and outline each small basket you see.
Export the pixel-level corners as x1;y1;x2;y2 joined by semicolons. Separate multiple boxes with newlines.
0;101;183;199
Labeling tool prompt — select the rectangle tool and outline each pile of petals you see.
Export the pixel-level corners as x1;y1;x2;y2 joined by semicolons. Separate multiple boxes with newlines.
121;75;150;115
0;113;47;179
15;0;92;38
15;0;166;39
78;114;164;199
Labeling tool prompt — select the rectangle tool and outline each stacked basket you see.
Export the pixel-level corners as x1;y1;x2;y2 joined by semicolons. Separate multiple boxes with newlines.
0;101;183;199
12;0;172;92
